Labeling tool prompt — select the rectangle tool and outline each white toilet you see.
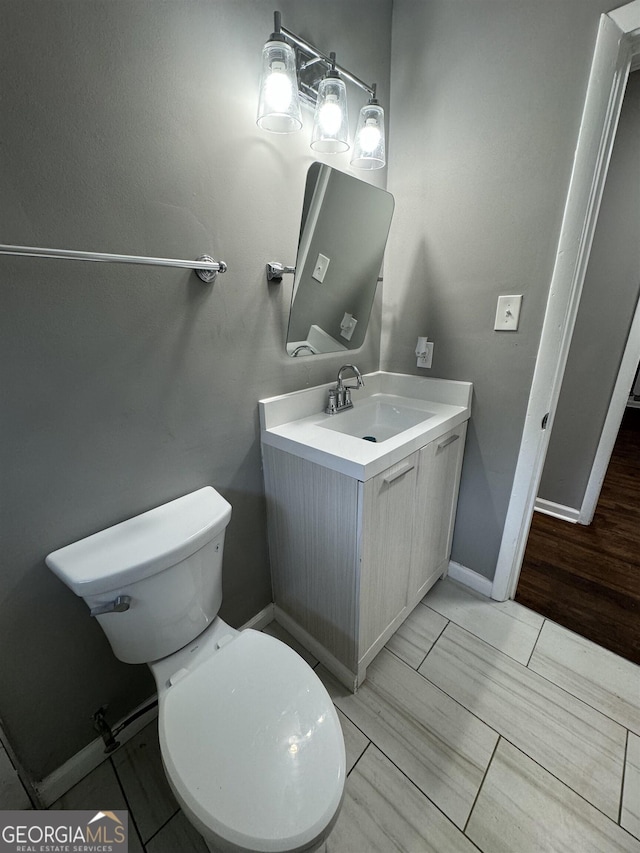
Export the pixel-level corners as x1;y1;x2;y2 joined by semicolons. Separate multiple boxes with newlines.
46;487;345;853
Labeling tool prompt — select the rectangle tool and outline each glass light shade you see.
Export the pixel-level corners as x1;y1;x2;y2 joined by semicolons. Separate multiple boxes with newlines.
351;103;386;169
257;40;302;133
310;76;349;153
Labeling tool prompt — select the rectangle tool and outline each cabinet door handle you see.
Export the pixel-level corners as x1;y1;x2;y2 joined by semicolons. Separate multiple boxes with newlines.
383;463;415;484
437;433;460;451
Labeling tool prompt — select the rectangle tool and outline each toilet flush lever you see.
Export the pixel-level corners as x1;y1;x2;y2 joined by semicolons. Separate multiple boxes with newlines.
90;595;131;617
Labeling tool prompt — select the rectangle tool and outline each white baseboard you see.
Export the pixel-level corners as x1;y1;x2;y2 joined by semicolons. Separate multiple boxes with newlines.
35;696;159;807
273;606;358;692
36;602;276;806
446;560;493;597
534;497;580;523
240;602;275;632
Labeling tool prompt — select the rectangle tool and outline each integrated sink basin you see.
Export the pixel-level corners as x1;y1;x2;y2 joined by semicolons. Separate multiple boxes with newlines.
317;395;437;442
259;371;473;480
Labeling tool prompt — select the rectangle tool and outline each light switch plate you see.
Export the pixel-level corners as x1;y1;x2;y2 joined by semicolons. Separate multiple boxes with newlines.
494;294;522;331
312;253;330;283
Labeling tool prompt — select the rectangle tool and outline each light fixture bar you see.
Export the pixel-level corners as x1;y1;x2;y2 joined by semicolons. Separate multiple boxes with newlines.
279;24;376;99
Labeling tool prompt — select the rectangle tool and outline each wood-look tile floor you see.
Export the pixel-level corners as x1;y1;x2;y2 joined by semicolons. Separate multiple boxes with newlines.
516;407;640;665
47;578;640;852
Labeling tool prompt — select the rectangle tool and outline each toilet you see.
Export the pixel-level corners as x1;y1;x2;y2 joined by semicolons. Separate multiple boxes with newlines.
46;487;345;853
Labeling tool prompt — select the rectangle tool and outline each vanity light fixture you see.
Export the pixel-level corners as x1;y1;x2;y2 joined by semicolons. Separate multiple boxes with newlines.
257;11;386;169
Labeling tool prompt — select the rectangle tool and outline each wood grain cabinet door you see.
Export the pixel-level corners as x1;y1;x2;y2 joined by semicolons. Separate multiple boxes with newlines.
408;423;468;601
358;452;419;658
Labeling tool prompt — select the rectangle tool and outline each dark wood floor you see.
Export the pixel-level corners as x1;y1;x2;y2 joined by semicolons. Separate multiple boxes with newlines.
515;407;640;665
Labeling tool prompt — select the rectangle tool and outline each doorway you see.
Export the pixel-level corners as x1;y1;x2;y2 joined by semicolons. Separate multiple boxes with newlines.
512;66;640;663
533;67;640;527
491;2;640;603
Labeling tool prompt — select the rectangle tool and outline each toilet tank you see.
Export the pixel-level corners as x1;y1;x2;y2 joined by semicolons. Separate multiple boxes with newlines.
46;487;232;664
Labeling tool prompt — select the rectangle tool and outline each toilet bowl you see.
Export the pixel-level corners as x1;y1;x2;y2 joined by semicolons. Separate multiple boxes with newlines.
46;487;345;853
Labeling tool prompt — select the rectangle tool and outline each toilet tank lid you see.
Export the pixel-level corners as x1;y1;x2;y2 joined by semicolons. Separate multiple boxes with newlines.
45;487;232;597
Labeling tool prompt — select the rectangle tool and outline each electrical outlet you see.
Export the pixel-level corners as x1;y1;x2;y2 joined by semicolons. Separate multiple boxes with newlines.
340;313;357;340
417;342;434;368
494;295;522;331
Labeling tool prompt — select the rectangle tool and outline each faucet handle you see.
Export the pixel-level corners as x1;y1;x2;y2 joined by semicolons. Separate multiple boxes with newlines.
325;388;338;415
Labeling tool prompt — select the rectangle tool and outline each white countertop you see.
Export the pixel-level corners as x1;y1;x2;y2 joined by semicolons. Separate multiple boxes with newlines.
259;372;472;480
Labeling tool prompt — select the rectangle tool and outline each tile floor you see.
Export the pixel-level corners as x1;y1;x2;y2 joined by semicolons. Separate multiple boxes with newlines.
9;578;640;851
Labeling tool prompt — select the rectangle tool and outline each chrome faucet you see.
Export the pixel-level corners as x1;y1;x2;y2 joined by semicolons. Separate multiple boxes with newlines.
325;364;365;414
291;344;315;357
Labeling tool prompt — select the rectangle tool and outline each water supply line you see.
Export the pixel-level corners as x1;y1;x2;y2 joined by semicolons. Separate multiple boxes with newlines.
92;699;159;754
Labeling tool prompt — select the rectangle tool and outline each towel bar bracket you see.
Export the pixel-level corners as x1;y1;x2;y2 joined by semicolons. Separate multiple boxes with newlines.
266;262;296;283
195;255;227;283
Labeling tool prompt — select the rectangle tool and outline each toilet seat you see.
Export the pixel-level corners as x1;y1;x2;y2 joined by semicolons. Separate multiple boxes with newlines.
158;629;345;853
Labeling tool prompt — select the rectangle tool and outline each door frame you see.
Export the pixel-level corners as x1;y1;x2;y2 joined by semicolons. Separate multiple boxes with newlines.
579;290;640;524
491;1;640;601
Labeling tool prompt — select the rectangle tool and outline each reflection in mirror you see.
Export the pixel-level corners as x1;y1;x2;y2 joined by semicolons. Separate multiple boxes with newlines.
286;164;394;356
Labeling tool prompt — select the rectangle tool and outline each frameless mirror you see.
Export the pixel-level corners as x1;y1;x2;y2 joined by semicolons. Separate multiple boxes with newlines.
286;164;394;356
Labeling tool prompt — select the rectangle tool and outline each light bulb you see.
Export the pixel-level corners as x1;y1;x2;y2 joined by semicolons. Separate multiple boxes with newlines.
357;119;381;154
264;62;292;113
319;96;343;135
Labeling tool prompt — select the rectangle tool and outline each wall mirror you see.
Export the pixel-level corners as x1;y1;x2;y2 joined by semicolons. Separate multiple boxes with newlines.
286;163;394;356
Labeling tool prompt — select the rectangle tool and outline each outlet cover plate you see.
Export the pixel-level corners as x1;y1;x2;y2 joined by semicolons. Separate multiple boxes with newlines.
417;341;434;368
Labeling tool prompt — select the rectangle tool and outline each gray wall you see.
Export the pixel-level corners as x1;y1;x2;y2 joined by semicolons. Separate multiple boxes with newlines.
383;0;618;579
539;71;640;509
0;0;392;784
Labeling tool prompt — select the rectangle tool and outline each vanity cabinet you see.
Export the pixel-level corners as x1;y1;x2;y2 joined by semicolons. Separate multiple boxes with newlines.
262;421;467;690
